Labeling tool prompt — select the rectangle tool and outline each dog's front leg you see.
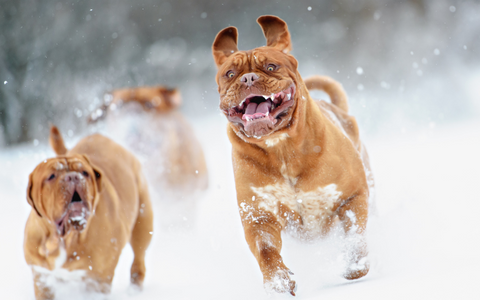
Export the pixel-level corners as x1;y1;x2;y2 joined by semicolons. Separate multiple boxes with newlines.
31;269;54;300
25;232;55;300
233;151;296;295
241;209;296;296
337;192;370;280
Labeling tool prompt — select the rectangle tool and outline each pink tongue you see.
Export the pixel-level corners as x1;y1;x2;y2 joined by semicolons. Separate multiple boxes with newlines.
67;202;85;218
256;101;271;114
245;101;272;116
69;210;84;219
245;102;258;115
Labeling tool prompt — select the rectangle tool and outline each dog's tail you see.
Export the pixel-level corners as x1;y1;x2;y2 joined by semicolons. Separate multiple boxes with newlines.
49;125;68;155
304;75;349;113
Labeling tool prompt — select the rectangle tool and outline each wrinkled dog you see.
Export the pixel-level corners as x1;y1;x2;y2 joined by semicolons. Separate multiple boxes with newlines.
212;15;374;295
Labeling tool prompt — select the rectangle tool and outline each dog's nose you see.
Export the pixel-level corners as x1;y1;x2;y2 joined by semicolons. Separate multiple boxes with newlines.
65;172;81;183
240;73;259;87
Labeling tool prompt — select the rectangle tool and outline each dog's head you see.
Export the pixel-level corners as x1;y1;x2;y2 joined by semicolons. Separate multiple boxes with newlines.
110;86;182;113
213;15;303;141
27;155;102;236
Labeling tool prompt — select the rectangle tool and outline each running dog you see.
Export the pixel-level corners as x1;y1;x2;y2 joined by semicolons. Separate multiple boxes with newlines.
212;15;374;295
24;126;153;299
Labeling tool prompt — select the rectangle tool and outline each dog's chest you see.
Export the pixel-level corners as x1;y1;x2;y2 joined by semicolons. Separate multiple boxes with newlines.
250;163;342;231
33;244;87;283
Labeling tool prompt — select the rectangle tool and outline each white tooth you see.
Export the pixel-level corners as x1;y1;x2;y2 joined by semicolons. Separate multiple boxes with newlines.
266;111;269;116
287;93;291;100
270;93;275;100
263;95;269;99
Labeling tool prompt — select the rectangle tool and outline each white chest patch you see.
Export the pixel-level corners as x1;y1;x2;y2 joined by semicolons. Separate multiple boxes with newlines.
251;182;342;233
265;133;290;147
54;245;67;269
32;245;86;284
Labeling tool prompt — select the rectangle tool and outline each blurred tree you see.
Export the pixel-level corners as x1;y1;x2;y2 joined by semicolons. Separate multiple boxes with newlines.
0;0;478;146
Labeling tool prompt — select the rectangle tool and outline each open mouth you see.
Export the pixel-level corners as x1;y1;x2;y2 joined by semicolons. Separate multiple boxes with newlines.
225;84;295;137
56;190;90;236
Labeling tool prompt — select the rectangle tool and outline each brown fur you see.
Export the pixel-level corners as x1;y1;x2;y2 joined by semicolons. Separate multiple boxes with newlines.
108;86;182;113
24;126;153;299
88;86;182;123
212;16;373;295
48;125;67;155
89;86;208;193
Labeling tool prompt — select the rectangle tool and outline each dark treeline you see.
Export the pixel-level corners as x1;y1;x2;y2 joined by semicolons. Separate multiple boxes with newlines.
0;0;478;146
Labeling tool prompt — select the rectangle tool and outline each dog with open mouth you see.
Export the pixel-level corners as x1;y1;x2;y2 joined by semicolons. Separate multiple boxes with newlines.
24;126;153;299
212;15;374;295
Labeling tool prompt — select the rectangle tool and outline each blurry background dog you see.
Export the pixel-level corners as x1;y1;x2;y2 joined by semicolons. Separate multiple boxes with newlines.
89;86;208;229
24;126;153;299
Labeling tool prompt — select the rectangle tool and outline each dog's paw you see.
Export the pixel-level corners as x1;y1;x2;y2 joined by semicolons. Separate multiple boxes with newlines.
343;257;369;280
127;274;143;296
127;283;142;296
130;271;145;288
264;269;297;296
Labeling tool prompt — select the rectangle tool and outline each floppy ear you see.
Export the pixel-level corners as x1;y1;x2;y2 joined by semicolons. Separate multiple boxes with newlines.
81;155;103;194
212;26;238;67
93;168;103;194
26;172;42;217
257;15;292;53
160;88;182;109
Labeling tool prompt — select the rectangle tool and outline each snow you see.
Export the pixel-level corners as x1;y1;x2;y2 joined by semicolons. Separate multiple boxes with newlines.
0;116;479;299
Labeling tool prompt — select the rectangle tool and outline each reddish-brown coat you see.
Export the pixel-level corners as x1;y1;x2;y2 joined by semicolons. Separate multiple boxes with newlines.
24;126;153;299
213;15;373;295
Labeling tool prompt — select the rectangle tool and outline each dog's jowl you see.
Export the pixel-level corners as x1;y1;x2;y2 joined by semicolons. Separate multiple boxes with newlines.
212;15;374;295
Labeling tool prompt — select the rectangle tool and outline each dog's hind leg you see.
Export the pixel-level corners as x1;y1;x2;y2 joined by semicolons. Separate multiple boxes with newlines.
337;192;370;280
129;175;153;289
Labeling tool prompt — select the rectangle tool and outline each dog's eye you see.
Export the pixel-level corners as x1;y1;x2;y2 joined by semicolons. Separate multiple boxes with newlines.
226;70;235;78
266;64;277;72
82;171;89;177
48;174;55;181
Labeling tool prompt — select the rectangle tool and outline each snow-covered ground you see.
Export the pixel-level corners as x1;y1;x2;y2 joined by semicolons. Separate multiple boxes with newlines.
1;114;479;299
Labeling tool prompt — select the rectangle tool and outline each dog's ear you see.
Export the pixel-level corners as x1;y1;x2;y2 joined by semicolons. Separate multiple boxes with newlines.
212;26;238;67
257;15;292;54
81;155;103;194
160;88;182;109
26;172;42;217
